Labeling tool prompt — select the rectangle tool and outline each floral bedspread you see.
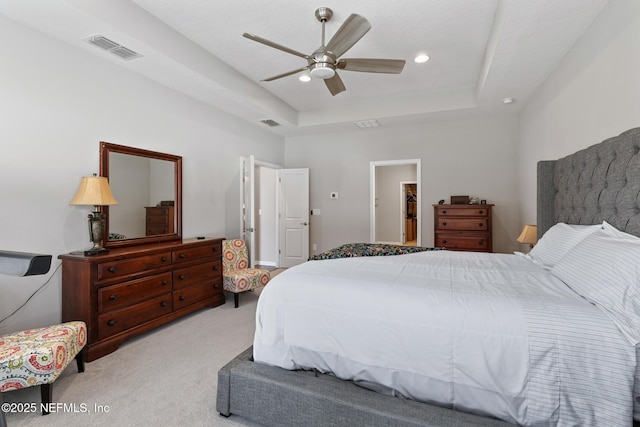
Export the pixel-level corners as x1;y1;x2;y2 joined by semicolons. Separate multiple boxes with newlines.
308;243;444;260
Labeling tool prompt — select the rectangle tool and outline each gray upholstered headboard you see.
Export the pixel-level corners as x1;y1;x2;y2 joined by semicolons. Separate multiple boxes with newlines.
537;127;640;239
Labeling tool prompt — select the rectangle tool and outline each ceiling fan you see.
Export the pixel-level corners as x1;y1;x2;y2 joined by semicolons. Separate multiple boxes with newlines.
243;7;406;96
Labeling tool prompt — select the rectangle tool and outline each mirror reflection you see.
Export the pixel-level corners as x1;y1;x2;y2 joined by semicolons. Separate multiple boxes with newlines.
100;141;182;248
108;152;176;240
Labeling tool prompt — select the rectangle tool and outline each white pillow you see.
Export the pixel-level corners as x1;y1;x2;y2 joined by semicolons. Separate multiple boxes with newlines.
551;230;640;344
603;220;640;240
527;223;601;269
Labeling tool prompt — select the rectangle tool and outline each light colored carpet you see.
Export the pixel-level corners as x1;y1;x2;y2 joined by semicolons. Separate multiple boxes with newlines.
2;290;264;427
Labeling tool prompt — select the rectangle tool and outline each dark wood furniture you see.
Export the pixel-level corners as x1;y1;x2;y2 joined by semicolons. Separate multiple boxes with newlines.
145;206;174;236
433;204;493;252
59;237;224;361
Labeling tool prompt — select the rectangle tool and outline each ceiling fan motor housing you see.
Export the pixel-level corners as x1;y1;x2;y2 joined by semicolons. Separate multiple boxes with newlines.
309;50;336;79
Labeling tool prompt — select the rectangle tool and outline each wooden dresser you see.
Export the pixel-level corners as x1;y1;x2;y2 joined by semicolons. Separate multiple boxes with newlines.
433;204;493;252
145;206;174;236
59;237;224;361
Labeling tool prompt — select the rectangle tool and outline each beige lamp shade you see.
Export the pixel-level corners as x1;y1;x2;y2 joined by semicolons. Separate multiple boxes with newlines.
70;175;118;206
517;224;538;245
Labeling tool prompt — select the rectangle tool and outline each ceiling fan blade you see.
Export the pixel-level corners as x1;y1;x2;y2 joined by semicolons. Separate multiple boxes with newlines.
337;58;406;74
243;33;309;59
261;66;309;82
324;73;346;96
325;14;371;58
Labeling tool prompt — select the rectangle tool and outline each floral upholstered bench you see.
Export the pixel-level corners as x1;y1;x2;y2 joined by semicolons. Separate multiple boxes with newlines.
0;321;86;420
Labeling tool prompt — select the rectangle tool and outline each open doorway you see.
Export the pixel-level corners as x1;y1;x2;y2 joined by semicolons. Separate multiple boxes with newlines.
370;159;421;246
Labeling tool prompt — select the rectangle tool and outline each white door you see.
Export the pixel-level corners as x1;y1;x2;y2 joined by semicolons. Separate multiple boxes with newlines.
278;168;309;268
240;155;256;267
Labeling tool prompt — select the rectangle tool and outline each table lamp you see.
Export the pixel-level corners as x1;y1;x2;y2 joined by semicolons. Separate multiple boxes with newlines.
517;224;538;248
70;174;118;255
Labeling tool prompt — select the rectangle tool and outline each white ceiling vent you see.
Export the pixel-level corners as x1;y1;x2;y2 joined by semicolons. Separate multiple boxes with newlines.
84;35;143;60
354;120;380;129
260;119;281;127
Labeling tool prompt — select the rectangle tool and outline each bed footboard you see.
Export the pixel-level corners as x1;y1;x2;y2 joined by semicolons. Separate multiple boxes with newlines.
216;346;511;427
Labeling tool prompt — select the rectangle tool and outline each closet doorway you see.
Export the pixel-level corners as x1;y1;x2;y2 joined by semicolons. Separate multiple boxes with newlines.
370;159;421;246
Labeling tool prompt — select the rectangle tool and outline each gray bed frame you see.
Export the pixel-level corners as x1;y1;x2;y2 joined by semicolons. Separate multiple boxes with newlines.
217;127;640;426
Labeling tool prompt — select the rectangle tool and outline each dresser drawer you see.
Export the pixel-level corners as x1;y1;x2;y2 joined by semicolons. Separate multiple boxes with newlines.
98;272;172;313
97;293;172;340
436;235;489;251
173;261;221;290
146;211;170;223
97;252;172;280
172;243;221;264
436;218;488;231
436;207;489;217
146;224;170;235
173;280;221;310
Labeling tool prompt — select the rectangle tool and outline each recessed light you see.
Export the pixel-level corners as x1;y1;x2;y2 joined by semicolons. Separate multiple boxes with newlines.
299;74;311;82
414;54;430;64
502;97;515;104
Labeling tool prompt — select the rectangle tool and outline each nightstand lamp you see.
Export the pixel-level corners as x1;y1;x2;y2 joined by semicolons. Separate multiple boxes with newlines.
517;224;538;248
70;174;118;255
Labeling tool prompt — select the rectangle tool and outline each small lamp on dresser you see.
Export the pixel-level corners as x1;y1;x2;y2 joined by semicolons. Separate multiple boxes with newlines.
517;224;538;248
70;174;118;256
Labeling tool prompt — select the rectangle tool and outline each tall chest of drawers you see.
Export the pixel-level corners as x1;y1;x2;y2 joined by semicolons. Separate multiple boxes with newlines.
433;204;494;252
145;206;174;236
59;237;224;361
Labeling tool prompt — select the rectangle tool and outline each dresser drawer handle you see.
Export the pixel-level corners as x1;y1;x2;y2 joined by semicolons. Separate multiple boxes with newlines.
479;240;484;245
109;294;117;301
162;256;168;262
214;283;219;289
161;301;168;307
212;265;218;271
479;223;484;227
442;222;447;226
442;240;447;244
179;253;186;259
162;280;169;285
212;247;219;252
107;320;116;326
479;210;484;215
179;275;185;280
442;210;447;214
179;295;186;301
108;267;116;273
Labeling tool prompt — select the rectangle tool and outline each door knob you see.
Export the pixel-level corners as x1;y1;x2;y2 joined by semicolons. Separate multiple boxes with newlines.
301;222;308;226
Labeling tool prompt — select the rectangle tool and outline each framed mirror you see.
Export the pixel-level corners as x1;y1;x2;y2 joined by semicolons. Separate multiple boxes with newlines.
100;141;182;248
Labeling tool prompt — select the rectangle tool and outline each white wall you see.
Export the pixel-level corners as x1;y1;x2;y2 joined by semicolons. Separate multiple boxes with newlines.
286;115;520;255
518;0;640;225
0;16;283;334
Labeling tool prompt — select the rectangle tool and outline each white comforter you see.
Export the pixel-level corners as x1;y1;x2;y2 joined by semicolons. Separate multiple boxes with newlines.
253;250;636;426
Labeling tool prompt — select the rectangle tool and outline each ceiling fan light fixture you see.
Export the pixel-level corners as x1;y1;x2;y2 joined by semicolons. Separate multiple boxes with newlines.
310;63;336;80
299;74;312;82
414;54;430;63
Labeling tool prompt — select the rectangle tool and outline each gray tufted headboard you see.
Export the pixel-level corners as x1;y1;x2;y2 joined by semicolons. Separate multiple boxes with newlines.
537;127;640;239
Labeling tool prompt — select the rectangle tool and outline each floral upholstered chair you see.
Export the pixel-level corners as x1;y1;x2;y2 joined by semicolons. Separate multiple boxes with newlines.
222;239;270;308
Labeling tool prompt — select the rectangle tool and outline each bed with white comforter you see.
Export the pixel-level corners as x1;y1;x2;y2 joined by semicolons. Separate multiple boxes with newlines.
254;244;636;426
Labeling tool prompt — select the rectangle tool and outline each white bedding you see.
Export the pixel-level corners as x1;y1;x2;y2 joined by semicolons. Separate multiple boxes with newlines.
253;250;636;426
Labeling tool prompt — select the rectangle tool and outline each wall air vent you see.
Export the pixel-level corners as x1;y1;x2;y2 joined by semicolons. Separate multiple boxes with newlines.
260;119;281;127
84;35;143;61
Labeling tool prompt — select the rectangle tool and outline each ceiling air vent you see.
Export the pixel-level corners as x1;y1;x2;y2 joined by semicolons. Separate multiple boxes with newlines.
84;35;143;61
354;119;380;129
260;119;281;127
